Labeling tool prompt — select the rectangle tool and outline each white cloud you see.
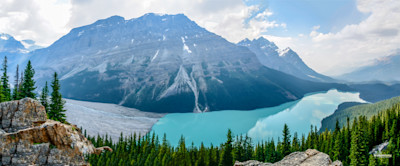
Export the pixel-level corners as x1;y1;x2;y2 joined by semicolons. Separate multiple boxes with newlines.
0;0;283;46
67;0;284;43
285;0;400;76
0;0;71;45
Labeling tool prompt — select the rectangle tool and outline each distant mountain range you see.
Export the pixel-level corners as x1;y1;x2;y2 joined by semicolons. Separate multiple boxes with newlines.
238;37;333;82
26;13;347;113
338;53;400;82
0;33;42;79
0;33;28;55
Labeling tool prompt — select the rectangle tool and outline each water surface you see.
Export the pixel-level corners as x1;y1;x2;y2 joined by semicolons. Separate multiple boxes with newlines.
151;89;365;147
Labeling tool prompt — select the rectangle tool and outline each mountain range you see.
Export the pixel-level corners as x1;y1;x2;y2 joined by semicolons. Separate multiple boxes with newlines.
338;53;400;82
26;13;347;113
238;37;333;82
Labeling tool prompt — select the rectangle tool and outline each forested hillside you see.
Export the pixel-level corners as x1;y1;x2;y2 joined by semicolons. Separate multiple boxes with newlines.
321;96;400;131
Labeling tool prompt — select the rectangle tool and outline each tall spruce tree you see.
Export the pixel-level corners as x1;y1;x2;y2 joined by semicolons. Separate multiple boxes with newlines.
12;64;19;100
40;81;50;112
281;123;291;156
0;82;5;102
1;56;11;101
20;61;36;98
220;129;233;166
48;72;66;122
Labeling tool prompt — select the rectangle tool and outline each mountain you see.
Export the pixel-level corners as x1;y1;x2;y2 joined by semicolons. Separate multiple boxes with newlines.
21;39;43;51
0;33;36;80
238;37;333;82
338;53;400;82
29;13;347;113
0;33;28;55
320;95;400;131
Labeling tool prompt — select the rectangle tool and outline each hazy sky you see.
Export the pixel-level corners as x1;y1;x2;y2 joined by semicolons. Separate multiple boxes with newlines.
0;0;399;76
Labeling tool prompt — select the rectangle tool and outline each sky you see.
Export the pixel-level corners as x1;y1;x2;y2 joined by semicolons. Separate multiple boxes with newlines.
0;0;399;76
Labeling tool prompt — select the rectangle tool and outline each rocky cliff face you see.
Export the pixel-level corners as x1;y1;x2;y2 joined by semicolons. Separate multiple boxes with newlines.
0;98;108;165
234;149;342;166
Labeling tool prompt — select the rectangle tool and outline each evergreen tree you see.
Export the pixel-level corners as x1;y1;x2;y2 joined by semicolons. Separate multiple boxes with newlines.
20;60;36;98
368;155;376;166
0;82;5;102
1;56;11;101
40;81;50;112
350;118;361;166
12;64;19;100
281;123;291;156
48;72;66;122
220;129;233;166
333;133;342;161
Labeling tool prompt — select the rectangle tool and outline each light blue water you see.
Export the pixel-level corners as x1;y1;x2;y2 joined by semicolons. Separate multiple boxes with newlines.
151;89;365;147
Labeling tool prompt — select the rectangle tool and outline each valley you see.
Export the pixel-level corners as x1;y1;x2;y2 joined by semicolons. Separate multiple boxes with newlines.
0;2;399;164
64;98;165;141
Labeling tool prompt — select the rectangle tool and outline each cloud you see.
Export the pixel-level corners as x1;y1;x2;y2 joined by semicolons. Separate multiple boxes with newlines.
0;0;284;46
0;0;71;45
67;0;284;43
285;0;400;75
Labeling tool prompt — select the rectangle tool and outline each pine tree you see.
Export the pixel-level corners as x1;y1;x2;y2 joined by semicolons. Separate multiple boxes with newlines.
40;81;50;112
12;64;19;100
333;133;342;161
281;123;291;156
0;82;5;102
20;60;36;98
1;56;11;101
368;155;376;166
220;129;233;166
48;72;66;122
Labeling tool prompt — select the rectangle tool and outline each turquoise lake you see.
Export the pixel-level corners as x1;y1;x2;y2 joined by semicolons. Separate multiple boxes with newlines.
151;89;366;147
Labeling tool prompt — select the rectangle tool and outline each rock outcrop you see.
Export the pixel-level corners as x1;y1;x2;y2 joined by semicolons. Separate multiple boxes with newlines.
0;98;109;165
234;149;342;166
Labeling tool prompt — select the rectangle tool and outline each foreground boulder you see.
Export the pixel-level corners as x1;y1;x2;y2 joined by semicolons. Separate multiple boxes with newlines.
0;98;109;165
235;149;342;166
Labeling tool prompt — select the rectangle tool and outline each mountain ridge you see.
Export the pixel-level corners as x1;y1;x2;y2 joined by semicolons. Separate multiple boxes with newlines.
237;37;333;82
338;52;400;82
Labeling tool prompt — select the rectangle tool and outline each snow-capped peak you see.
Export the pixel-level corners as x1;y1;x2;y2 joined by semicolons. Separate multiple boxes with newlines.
0;33;10;40
278;47;291;57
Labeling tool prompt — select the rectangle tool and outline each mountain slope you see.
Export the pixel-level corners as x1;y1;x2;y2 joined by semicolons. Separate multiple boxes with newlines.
30;13;347;113
238;37;333;82
338;53;400;82
320;96;400;131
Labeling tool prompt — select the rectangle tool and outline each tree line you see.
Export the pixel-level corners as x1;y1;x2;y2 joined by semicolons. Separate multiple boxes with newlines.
86;103;400;166
0;56;66;123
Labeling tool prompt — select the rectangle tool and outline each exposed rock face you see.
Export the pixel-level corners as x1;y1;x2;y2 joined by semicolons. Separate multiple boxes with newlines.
0;98;47;132
234;149;342;166
0;98;108;165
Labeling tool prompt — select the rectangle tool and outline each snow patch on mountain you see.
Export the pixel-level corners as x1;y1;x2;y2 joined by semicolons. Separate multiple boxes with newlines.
0;35;9;40
151;50;159;62
78;30;85;37
278;47;290;57
181;37;192;53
